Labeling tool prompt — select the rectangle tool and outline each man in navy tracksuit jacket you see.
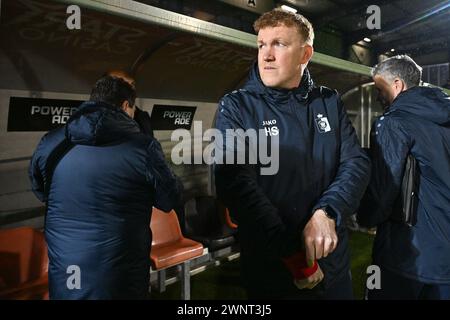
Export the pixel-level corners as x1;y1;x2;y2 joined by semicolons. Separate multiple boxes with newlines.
215;9;370;299
29;76;180;299
358;55;450;299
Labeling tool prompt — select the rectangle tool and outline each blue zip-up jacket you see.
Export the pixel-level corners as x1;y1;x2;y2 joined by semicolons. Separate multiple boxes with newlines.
215;65;370;296
358;86;450;284
29;101;180;299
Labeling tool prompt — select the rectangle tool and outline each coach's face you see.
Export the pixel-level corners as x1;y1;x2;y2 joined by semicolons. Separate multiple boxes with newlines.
373;74;406;109
257;24;313;89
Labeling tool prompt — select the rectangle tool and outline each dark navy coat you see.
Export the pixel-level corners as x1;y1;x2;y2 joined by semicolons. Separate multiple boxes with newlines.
358;86;450;284
215;65;370;297
29;101;180;299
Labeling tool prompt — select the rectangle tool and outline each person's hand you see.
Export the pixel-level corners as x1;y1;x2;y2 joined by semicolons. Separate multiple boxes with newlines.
303;209;338;266
293;264;324;290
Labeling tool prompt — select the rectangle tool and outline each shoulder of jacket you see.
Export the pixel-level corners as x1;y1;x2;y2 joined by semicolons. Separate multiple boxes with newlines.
145;137;164;153
378;109;407;126
308;86;339;104
372;112;410;140
219;89;251;111
308;86;340;111
317;85;339;98
220;88;251;102
32;127;66;168
38;127;66;149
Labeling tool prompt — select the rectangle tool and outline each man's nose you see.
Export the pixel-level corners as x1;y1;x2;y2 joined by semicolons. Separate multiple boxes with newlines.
263;47;275;61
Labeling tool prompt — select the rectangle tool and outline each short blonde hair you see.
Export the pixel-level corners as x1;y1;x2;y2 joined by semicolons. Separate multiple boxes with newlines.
253;9;314;45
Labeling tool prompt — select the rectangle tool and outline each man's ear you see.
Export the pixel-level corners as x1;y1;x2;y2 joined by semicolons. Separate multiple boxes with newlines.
300;45;314;65
393;78;407;95
121;100;130;112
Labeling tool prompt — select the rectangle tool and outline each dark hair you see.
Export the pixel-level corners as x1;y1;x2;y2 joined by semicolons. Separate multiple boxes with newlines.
103;70;136;89
90;76;136;108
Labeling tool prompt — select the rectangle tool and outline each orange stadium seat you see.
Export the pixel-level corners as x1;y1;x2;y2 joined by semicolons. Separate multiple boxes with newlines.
0;227;48;300
150;208;204;299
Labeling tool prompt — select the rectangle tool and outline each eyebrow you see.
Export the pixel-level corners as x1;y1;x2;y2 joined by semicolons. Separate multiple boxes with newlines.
257;38;287;44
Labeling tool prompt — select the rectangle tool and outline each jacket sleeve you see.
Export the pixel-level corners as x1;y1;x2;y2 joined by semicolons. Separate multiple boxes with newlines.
28;130;65;203
29;139;46;203
214;97;299;258
357;116;410;228
313;97;371;226
146;139;183;213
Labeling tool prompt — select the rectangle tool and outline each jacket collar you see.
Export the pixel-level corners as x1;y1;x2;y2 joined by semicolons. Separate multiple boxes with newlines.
244;62;314;101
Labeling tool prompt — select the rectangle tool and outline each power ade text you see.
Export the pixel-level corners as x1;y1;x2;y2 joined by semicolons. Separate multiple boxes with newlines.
31;105;77;124
163;110;192;125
